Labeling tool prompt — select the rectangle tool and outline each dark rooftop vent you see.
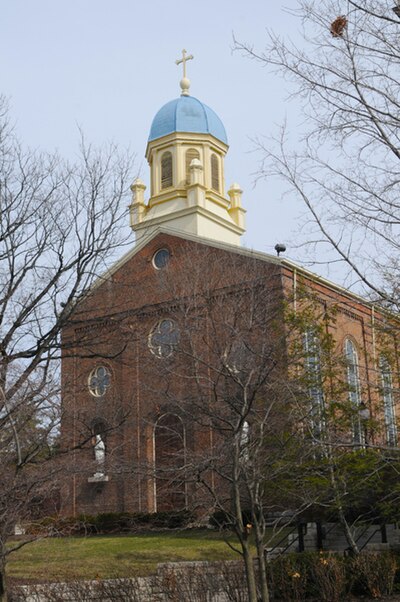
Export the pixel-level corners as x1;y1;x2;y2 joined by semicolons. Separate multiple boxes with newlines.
274;244;286;257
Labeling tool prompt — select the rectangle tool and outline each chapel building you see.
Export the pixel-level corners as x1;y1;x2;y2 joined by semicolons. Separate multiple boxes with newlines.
60;58;399;518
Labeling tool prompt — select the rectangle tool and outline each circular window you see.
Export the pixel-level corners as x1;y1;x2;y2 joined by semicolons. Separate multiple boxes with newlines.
88;366;111;397
148;319;180;358
153;248;170;270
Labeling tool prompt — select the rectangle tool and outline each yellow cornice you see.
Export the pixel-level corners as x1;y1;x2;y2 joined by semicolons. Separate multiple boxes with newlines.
132;205;245;236
146;131;228;160
148;189;187;207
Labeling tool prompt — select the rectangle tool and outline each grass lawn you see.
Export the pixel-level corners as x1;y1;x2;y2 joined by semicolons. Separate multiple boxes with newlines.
7;530;246;583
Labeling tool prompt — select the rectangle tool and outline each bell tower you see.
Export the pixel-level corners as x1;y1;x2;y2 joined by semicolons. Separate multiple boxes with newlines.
129;51;246;245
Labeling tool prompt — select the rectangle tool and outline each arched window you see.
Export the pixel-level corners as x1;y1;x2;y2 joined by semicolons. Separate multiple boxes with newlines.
211;154;220;192
380;356;397;446
185;148;200;184
161;151;173;189
345;339;363;444
240;420;250;463
303;329;325;438
154;414;186;511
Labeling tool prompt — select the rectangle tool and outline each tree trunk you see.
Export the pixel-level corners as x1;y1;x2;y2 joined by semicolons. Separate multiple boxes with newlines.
329;461;359;554
338;505;359;555
256;539;270;602
0;561;7;602
232;474;258;602
242;541;258;602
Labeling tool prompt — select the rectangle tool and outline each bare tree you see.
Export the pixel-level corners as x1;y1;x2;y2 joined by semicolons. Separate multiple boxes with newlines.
149;245;400;586
146;247;316;602
235;0;400;311
0;96;134;600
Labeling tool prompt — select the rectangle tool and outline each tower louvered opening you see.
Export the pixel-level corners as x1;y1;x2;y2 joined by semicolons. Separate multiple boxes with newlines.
161;151;173;189
211;153;220;192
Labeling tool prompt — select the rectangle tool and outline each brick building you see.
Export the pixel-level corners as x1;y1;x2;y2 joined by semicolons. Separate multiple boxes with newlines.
60;69;399;517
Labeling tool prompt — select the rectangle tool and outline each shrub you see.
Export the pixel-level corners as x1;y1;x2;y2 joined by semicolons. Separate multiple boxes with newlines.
147;510;194;529
268;554;308;601
209;510;233;529
209;509;252;530
268;550;397;601
309;552;347;602
350;552;397;598
28;510;195;536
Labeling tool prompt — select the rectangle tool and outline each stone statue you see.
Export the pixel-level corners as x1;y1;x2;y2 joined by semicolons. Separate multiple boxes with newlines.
93;433;105;477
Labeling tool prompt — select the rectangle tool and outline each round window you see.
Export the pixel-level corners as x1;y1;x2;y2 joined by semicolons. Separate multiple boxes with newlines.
153;248;170;270
148;319;180;358
88;366;111;397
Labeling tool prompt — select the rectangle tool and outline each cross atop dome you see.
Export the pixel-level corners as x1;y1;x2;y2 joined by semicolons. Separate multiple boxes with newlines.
176;49;194;96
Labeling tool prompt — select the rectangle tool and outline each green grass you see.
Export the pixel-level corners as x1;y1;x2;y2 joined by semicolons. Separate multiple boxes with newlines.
7;530;245;583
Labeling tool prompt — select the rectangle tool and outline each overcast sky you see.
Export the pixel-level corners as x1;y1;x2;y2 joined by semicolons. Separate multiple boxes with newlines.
1;1;310;264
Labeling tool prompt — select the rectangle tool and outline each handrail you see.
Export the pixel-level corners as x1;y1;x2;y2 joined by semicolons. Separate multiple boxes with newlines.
266;521;383;557
355;523;371;543
266;524;299;556
358;526;381;552
280;532;300;555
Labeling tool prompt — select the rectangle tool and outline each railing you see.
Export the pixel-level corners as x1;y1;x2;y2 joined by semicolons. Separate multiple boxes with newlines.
357;525;383;552
265;521;388;558
319;521;338;549
265;524;300;557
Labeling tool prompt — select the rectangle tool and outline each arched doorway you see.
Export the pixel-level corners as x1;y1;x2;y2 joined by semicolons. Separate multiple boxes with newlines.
153;414;186;511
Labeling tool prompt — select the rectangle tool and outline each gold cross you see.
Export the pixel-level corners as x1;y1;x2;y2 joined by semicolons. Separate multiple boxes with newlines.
175;49;194;79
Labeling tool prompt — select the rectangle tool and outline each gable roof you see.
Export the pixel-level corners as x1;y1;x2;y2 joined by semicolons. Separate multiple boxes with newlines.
83;226;396;322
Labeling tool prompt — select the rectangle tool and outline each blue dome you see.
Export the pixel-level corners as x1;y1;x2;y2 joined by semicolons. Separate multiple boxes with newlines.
148;96;228;145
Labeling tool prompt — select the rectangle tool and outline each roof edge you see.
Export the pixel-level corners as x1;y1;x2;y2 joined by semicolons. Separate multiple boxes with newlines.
81;227;398;322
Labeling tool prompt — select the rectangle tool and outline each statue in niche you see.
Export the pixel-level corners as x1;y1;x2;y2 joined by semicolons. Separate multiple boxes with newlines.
93;433;106;478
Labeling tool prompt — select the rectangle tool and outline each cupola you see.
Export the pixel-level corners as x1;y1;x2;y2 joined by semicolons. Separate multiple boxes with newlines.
129;50;246;245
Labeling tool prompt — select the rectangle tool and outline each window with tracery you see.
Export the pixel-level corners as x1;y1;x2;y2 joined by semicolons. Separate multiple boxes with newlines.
88;366;111;397
345;339;363;444
380;356;397;446
161;151;173;189
303;329;325;438
148;319;180;358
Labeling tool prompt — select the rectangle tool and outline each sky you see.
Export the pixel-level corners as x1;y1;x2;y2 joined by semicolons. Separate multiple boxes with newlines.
1;1;308;263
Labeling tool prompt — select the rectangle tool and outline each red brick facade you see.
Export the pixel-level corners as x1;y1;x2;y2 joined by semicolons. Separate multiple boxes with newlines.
60;230;399;517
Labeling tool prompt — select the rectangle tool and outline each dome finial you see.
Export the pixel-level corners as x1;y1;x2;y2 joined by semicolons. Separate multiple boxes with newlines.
175;49;194;96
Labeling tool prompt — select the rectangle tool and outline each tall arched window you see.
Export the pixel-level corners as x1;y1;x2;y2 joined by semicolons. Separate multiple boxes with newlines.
161;151;173;190
154;414;186;511
379;356;397;446
345;339;363;444
303;329;325;438
211;154;220;192
185;148;200;184
240;420;250;463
